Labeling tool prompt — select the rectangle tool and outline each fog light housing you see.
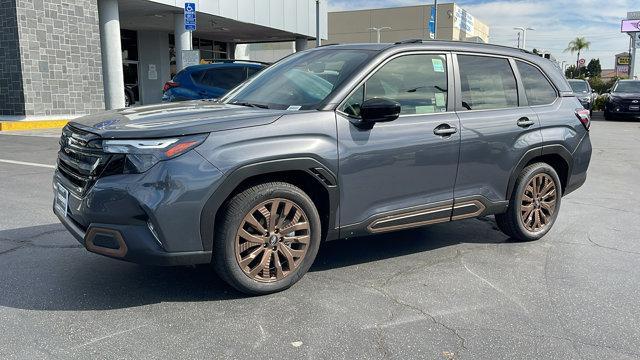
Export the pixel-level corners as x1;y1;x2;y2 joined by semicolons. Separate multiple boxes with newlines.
147;220;163;249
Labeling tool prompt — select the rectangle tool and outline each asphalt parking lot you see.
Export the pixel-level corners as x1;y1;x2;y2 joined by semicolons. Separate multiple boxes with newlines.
0;113;639;359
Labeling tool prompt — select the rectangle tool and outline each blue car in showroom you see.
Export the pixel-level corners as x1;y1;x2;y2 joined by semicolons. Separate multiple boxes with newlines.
162;60;267;102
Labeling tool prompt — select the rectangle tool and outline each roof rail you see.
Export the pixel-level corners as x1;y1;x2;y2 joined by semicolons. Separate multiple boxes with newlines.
394;39;424;44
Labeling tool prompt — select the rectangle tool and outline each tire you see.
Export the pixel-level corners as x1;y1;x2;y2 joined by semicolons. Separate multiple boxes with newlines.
495;163;562;242
124;92;132;107
213;182;322;295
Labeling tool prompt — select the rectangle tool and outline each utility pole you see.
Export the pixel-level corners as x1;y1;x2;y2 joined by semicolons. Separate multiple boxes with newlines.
513;26;534;50
316;0;321;47
516;31;521;49
368;27;391;43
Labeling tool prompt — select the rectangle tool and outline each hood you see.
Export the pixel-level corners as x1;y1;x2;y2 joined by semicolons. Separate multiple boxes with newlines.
610;92;640;99
69;101;288;138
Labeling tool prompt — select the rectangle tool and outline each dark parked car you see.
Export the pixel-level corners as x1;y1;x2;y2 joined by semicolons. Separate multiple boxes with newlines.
54;41;592;294
162;60;267;102
567;79;594;115
604;79;640;120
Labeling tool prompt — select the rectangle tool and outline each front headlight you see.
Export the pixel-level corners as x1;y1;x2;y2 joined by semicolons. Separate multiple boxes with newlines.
608;95;621;103
102;134;208;173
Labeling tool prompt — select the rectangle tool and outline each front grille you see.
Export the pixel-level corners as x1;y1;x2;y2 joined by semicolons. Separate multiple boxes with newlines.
618;99;640;107
57;125;113;196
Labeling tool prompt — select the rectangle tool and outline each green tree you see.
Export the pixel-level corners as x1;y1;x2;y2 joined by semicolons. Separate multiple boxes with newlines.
586;58;601;78
565;65;586;79
564;37;591;69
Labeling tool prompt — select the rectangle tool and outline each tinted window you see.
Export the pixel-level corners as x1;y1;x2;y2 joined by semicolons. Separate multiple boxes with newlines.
222;49;376;110
613;81;640;93
247;66;262;78
340;54;448;117
458;55;518;110
199;67;246;90
568;80;589;93
517;61;557;105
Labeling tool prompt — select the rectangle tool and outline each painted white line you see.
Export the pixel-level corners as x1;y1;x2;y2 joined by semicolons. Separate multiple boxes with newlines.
0;159;56;169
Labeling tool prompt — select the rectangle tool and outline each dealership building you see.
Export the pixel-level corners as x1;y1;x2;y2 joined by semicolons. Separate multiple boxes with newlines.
328;3;489;45
0;0;327;119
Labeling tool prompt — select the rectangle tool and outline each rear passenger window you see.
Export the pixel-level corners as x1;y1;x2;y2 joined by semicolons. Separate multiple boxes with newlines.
458;55;518;110
340;54;449;117
516;61;557;105
199;68;246;90
247;67;262;78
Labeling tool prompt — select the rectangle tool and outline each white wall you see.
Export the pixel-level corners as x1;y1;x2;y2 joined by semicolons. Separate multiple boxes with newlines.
147;0;328;39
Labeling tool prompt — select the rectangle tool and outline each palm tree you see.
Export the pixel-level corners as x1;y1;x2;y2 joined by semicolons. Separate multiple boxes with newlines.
565;37;591;69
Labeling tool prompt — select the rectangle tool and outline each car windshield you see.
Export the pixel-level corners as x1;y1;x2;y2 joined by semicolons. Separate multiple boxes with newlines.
568;81;588;93
221;49;376;110
613;81;640;93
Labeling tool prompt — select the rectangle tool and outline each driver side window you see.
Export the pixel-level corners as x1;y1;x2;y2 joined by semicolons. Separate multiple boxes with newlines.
340;54;448;118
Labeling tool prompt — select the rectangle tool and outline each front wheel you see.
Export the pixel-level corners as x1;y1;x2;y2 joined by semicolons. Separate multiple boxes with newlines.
495;163;562;241
213;182;321;295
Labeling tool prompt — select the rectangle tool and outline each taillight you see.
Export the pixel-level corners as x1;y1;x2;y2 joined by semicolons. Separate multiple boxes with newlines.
163;81;179;92
575;108;590;130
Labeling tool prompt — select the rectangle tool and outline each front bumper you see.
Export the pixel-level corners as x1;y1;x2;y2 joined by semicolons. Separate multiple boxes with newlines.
53;150;223;266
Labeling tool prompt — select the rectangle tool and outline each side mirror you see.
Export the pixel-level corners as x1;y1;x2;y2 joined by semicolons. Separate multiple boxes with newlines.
360;98;401;124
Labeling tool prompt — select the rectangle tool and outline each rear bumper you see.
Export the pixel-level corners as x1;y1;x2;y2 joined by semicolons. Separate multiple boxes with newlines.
565;133;592;196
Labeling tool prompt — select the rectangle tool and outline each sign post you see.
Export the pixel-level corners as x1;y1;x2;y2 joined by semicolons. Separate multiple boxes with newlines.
623;11;640;78
184;2;196;32
428;6;436;39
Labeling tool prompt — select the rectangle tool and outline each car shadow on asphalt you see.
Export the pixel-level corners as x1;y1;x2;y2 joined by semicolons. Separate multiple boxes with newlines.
0;217;510;311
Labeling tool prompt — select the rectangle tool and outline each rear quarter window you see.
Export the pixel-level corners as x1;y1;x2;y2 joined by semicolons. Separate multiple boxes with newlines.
516;61;558;106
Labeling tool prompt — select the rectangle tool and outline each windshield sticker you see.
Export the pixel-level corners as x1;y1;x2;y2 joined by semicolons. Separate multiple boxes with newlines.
435;93;446;107
432;58;445;72
286;105;302;111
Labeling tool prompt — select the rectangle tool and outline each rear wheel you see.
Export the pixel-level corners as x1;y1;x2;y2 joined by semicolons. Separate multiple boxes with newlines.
213;182;321;295
495;163;561;241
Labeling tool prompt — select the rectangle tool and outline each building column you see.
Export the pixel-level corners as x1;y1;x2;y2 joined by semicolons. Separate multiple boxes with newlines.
174;14;192;71
295;38;308;52
98;0;125;110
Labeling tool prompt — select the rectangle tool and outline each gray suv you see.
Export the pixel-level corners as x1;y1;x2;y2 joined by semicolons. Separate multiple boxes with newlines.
54;41;592;294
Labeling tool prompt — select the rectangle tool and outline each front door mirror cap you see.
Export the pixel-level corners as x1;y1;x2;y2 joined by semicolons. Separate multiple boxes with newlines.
358;98;401;126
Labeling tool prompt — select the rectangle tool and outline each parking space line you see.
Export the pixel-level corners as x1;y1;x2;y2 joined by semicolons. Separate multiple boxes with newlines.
0;159;56;169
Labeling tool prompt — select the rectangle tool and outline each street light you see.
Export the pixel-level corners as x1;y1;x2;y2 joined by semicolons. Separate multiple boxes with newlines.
368;26;392;43
513;27;535;50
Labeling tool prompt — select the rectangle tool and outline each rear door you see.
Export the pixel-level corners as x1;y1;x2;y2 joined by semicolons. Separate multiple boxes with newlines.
453;54;542;204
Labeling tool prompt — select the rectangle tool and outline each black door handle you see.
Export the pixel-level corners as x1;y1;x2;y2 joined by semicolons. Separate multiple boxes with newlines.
517;117;535;128
433;124;457;136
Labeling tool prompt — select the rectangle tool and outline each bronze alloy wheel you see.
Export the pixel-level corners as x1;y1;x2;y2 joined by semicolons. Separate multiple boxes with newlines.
234;198;310;283
520;173;557;232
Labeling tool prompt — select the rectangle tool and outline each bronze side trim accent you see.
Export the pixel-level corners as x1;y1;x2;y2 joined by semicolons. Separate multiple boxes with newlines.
367;204;452;233
451;200;486;221
85;227;128;258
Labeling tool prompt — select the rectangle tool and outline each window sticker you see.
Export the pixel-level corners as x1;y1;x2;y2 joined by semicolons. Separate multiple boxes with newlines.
286;105;302;111
415;105;436;113
435;93;446;107
432;58;445;72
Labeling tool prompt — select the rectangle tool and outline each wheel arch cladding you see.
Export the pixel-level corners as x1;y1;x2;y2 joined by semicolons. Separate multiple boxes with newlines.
200;158;339;252
507;145;572;199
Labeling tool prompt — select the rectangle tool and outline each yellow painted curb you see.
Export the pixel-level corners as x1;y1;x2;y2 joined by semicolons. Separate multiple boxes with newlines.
0;120;68;131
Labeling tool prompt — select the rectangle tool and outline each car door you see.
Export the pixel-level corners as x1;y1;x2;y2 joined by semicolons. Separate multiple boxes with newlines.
336;52;461;234
453;53;542;205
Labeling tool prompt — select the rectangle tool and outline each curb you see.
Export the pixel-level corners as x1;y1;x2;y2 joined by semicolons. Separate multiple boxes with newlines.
0;120;68;131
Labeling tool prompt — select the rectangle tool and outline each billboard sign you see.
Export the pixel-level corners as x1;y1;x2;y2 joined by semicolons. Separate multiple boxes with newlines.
621;19;640;32
618;56;630;65
428;6;436;39
616;65;630;75
627;11;640;20
453;5;474;34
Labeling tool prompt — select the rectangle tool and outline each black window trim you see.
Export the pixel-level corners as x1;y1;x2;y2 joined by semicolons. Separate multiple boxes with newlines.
335;51;455;119
514;59;560;108
452;52;522;113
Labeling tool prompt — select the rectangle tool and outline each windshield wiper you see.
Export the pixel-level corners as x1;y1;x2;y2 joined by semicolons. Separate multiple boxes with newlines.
231;101;269;109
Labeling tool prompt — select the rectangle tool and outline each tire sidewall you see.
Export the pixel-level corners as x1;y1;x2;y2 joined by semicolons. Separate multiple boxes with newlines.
217;184;321;295
513;164;562;240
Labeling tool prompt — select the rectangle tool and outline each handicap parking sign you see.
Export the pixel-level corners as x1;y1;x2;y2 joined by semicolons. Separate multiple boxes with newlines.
184;2;196;31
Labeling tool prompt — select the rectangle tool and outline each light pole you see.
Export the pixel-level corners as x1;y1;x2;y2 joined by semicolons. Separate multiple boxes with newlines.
315;0;320;47
368;26;391;43
513;26;534;50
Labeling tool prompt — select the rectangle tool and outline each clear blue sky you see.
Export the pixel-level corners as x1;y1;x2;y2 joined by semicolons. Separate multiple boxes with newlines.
327;0;637;69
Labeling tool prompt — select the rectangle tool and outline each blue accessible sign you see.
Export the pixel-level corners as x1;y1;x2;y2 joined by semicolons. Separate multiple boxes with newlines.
184;2;196;31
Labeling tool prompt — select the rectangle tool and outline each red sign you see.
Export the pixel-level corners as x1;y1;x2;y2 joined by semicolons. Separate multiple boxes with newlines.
578;58;586;67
